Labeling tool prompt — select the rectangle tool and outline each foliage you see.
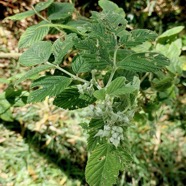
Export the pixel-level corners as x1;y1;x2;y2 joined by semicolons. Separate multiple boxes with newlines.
4;0;185;185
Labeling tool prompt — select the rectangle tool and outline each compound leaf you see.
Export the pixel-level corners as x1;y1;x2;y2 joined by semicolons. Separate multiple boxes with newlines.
18;21;50;49
19;41;52;66
117;52;170;72
28;76;72;103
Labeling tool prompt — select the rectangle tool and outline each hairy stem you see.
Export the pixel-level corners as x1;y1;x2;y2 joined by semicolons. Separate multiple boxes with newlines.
106;46;119;87
46;62;88;83
31;6;63;33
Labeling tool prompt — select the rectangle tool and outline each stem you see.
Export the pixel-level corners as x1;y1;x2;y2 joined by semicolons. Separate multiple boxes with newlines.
46;62;87;83
38;23;80;34
106;45;119;87
31;6;63;33
0;53;21;58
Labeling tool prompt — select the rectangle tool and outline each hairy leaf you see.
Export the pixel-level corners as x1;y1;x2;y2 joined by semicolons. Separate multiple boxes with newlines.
7;0;54;20
7;10;36;21
107;77;139;97
28;76;72;103
19;41;52;66
88;119;104;151
15;64;54;84
72;55;92;74
158;26;184;39
117;52;170;72
48;2;74;20
93;89;106;100
52;34;75;64
0;93;13;121
86;143;126;186
119;29;157;47
99;0;125;16
53;87;95;110
35;0;54;11
18;21;50;49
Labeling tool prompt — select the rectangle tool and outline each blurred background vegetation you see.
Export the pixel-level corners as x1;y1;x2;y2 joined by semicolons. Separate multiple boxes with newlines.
0;0;186;185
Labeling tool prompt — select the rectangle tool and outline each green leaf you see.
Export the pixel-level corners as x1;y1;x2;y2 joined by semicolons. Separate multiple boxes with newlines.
88;119;104;151
117;52;170;72
15;64;54;85
28;76;72;103
0;93;13;122
35;0;54;12
48;2;74;20
152;76;173;91
85;143;125;186
158;26;184;39
53;87;95;110
106;77;139;97
82;53;110;70
98;0;125;16
107;77;126;95
93;89;106;100
19;41;52;67
72;55;92;74
7;0;54;20
119;29;157;47
7;10;36;21
52;34;75;64
18;21;50;49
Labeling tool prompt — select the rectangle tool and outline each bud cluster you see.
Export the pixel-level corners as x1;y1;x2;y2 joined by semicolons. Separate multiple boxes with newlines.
77;82;94;95
85;96;135;147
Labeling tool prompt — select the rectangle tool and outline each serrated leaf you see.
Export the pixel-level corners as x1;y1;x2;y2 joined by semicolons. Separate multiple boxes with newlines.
18;21;50;49
53;87;95;110
74;38;97;52
0;93;13;122
117;52;170;72
19;41;52;67
85;143;123;186
48;2;74;20
152;76;173;91
99;0;125;16
93;89;106;100
7;0;54;20
107;77;126;95
88;119;104;151
52;34;75;64
158;26;184;39
72;55;92;74
82;53;110;70
107;77;139;97
7;10;35;21
28;76;72;103
35;0;54;11
15;64;54;85
120;29;157;47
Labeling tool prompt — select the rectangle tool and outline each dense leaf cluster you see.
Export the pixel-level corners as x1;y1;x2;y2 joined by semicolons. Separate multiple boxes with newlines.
5;0;184;185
